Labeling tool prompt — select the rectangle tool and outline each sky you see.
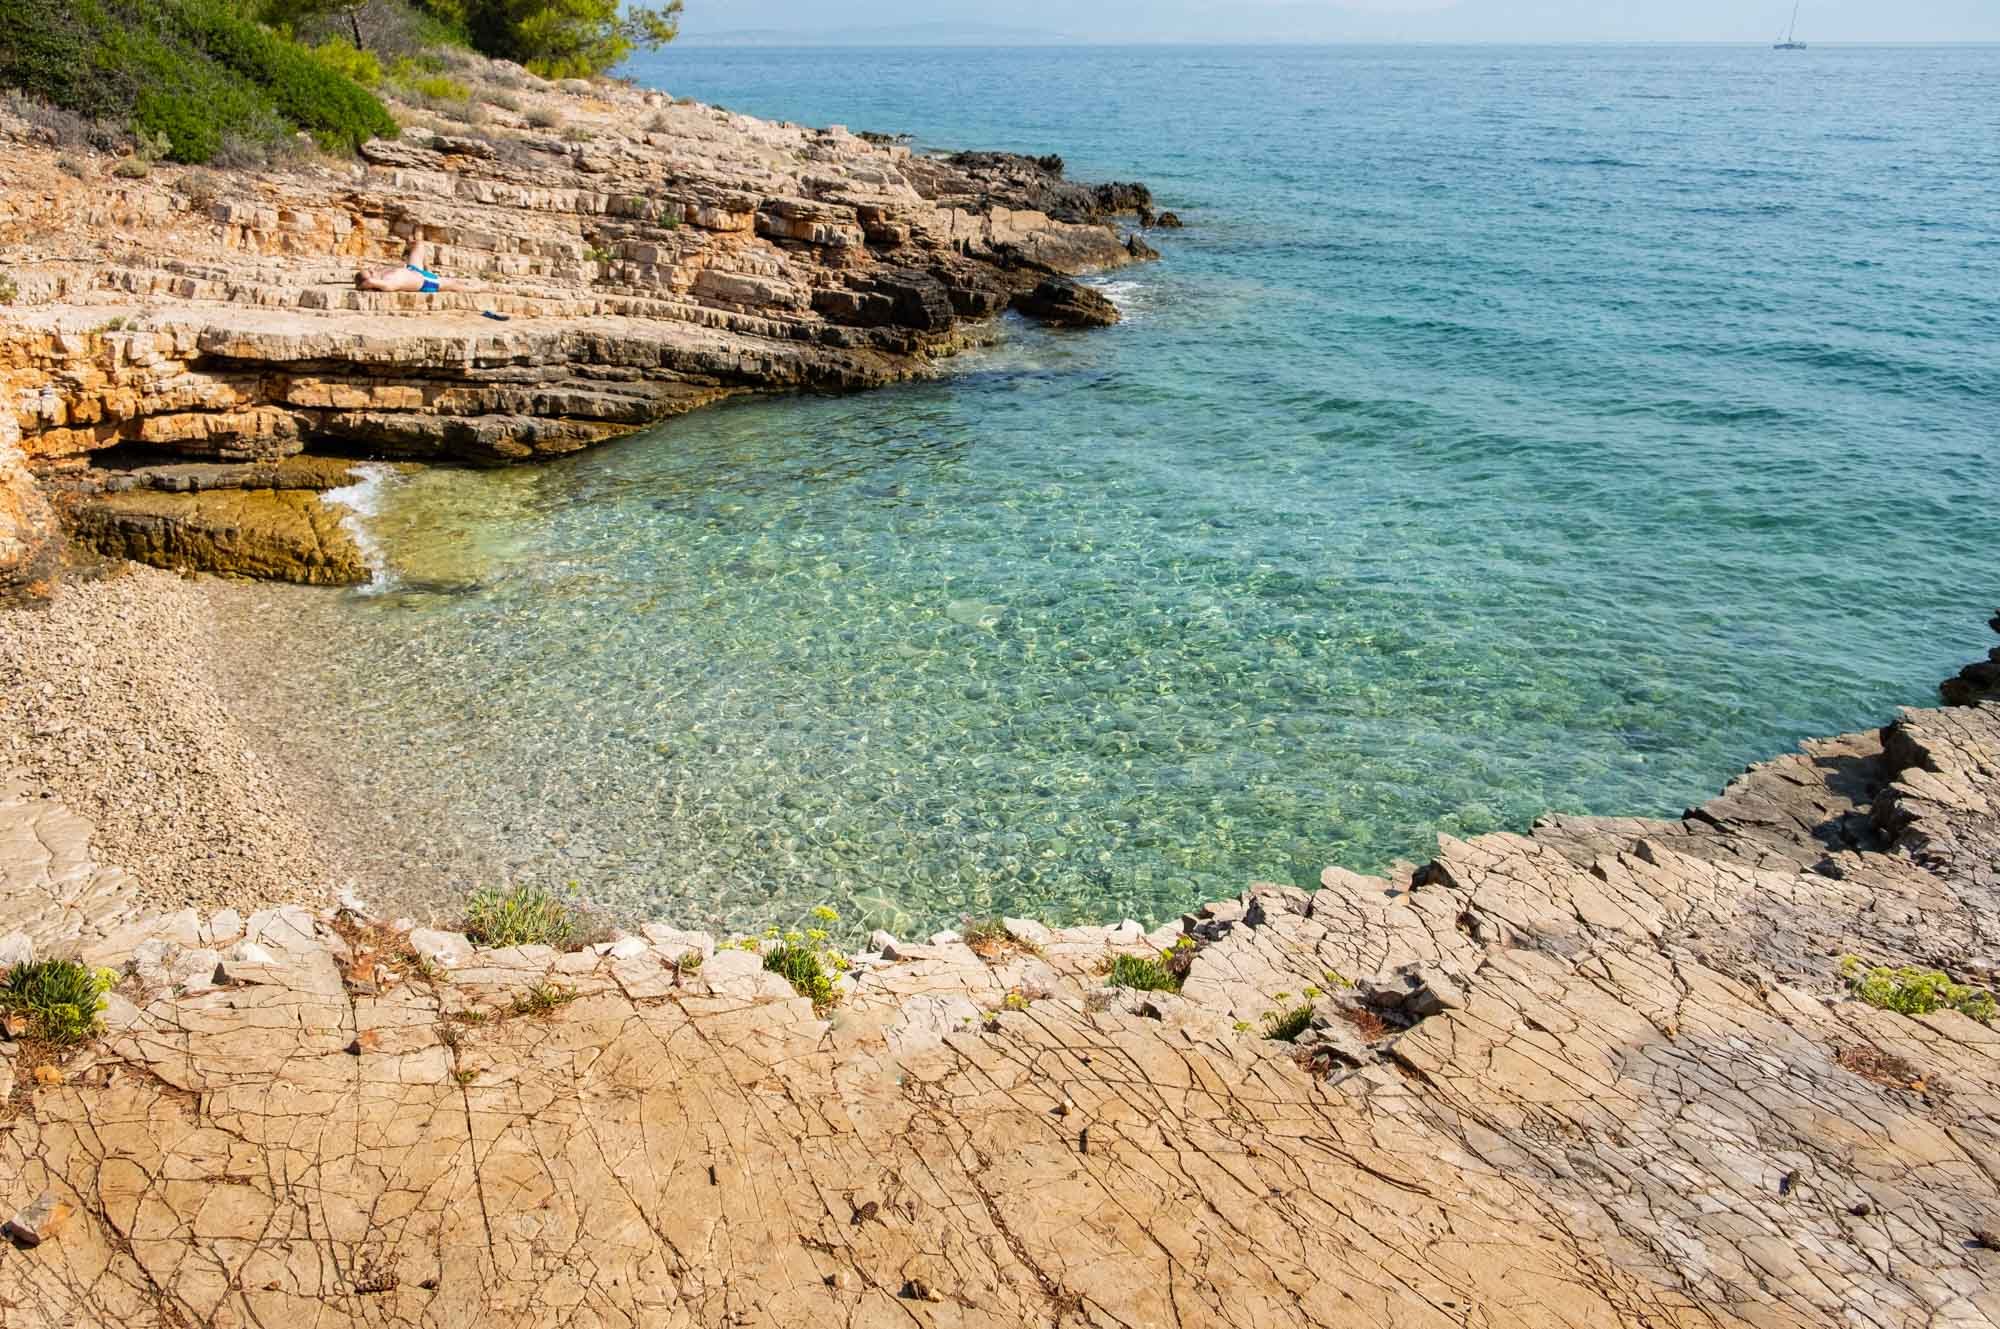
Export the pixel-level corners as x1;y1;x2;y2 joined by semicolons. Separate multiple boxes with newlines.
674;0;2000;44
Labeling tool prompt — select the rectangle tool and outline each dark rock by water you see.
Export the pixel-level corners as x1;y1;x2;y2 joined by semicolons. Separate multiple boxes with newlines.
1013;278;1122;328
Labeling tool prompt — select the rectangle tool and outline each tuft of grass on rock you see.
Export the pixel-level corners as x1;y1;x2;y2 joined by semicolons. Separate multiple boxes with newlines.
1;958;117;1046
1106;952;1180;994
506;980;576;1018
764;941;834;1007
525;107;562;130
1106;935;1201;994
757;905;849;1010
1841;956;1995;1022
1262;1001;1316;1043
465;882;576;948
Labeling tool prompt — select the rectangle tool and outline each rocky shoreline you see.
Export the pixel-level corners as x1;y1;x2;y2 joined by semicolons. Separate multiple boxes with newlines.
3;581;2000;1324
0;53;1162;600
6;48;2000;1329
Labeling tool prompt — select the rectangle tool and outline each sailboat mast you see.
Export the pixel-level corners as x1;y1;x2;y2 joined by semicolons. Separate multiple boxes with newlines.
1787;0;1800;42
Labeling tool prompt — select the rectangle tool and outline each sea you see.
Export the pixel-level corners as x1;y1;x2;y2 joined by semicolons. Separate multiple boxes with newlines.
218;44;2000;937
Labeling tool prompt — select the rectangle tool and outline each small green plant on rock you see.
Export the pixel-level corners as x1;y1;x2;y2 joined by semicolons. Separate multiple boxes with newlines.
1106;952;1180;994
1841;957;1996;1022
759;905;849;1010
0;274;21;305
678;949;704;975
507;981;577;1018
1;958;117;1046
1262;1000;1316;1043
1107;934;1201;994
465;882;577;948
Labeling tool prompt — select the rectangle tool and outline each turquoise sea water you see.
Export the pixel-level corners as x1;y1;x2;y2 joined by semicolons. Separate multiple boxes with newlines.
230;45;2000;936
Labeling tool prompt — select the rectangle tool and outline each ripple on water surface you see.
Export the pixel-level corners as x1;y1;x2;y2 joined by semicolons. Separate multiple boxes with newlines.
221;45;2000;938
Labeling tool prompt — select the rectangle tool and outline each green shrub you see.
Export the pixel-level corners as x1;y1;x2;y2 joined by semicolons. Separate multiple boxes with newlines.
1106;952;1180;994
1841;957;1996;1022
465;882;576;948
0;274;16;305
403;71;468;100
463;0;682;79
313;36;382;87
169;1;397;153
1;958;118;1046
0;0;394;164
277;0;467;63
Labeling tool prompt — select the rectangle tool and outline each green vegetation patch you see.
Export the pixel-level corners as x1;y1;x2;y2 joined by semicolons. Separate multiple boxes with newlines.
1842;957;1996;1023
1106;952;1181;994
505;979;577;1018
1262;1001;1316;1043
0;0;395;163
464;882;577;948
763;941;835;1007
739;906;849;1010
312;37;383;88
1105;935;1200;994
1;958;118;1046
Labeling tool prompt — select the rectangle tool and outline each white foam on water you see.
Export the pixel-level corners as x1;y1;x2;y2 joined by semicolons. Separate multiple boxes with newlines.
322;463;400;594
1083;277;1155;321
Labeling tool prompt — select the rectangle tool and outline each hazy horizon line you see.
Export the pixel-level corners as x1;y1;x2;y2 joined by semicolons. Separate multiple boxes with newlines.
665;37;2000;48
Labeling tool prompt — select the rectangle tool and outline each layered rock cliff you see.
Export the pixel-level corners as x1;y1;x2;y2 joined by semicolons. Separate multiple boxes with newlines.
0;57;1155;594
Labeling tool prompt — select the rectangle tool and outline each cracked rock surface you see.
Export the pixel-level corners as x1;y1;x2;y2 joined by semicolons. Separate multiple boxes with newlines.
5;660;2000;1323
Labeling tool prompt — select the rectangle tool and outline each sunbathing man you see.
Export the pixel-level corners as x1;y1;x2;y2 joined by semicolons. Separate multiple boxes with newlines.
355;240;471;293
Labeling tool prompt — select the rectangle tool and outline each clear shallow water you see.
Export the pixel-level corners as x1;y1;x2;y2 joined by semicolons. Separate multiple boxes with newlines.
225;45;2000;937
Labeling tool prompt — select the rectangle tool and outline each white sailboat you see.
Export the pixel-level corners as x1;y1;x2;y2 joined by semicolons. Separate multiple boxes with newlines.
1774;2;1807;49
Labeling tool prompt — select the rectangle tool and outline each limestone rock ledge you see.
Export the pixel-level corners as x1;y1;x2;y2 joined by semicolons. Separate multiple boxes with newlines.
0;61;1161;592
0;412;58;603
66;488;370;586
4;659;2000;1324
